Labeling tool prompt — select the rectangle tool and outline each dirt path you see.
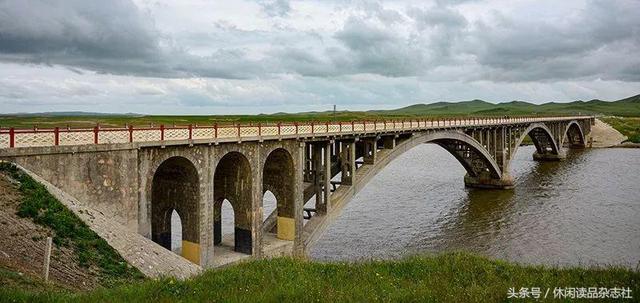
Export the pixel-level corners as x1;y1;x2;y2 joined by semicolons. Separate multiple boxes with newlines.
0;173;101;290
590;118;627;148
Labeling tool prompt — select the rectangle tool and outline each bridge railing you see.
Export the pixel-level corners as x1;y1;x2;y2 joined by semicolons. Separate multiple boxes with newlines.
0;115;592;149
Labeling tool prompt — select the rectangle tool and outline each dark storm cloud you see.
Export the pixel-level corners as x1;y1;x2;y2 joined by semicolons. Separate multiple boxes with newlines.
468;0;640;81
0;0;638;83
0;0;159;60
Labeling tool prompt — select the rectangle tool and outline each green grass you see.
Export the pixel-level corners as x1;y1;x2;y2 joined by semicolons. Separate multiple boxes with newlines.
601;117;640;143
1;94;638;129
1;252;638;302
0;163;144;287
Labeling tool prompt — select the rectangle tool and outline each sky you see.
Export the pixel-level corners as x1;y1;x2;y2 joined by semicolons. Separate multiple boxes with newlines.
0;0;639;114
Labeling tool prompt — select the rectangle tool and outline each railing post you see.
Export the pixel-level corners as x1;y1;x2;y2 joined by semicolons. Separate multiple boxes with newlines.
258;123;262;137
188;124;193;140
311;121;315;134
160;124;164;141
295;122;299;135
351;121;354;131
363;121;366;132
54;127;59;146
237;123;241;139
384;120;387;130
325;121;329;133
94;125;99;144
129;125;134;142
278;122;281;136
9;127;15;148
214;123;218;139
339;121;342;132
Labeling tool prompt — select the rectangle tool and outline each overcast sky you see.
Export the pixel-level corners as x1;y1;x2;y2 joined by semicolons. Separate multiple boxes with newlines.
0;0;639;114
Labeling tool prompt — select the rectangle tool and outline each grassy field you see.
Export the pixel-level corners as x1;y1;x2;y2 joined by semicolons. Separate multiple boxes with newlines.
1;94;638;129
601;117;640;143
0;163;144;287
1;252;638;302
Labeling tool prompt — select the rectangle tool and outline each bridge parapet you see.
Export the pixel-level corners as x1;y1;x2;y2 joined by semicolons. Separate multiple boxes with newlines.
0;115;593;149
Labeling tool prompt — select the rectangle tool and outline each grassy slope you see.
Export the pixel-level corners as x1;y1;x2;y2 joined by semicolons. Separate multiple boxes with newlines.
0;163;144;287
601;117;640;143
1;253;638;302
1;94;638;128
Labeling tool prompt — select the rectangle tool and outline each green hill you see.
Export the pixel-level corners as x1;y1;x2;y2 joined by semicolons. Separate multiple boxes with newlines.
374;94;640;117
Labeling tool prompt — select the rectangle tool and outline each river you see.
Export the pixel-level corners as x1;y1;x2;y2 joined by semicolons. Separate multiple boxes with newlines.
309;145;640;269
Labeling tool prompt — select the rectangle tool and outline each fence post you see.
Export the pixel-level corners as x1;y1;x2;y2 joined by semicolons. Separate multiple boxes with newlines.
237;123;241;139
188;124;193;140
9;128;15;148
295;122;299;135
93;125;99;144
129;125;134;142
160;124;165;141
54;127;59;146
278;122;281;136
43;236;52;282
258;123;262;137
214;123;218;139
311;121;315;134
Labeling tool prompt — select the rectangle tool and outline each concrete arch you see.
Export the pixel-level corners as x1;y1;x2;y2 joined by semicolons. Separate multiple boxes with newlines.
303;130;506;247
562;120;586;148
421;131;503;180
262;148;295;241
510;123;561;159
150;156;200;264
213;151;253;254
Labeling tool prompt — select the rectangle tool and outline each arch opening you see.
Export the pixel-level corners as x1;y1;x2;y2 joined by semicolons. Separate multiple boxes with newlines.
262;148;295;241
151;156;200;264
170;209;182;254
563;122;585;148
509;124;563;163
214;151;253;254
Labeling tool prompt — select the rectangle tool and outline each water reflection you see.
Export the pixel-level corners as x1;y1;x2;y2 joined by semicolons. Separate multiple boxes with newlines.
310;144;640;269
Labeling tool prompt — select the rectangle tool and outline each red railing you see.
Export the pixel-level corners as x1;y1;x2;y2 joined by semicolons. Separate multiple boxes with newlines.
0;115;592;149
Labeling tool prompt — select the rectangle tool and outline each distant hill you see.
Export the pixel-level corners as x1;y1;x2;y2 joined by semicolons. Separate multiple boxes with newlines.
370;94;640;117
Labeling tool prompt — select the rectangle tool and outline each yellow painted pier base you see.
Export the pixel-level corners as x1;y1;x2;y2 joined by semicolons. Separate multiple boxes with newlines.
277;216;295;240
182;240;200;264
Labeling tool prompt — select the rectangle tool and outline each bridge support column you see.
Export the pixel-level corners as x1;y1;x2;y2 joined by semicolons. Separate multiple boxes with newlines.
382;135;396;149
339;140;355;186
532;150;566;161
363;138;377;164
464;173;514;189
311;141;331;214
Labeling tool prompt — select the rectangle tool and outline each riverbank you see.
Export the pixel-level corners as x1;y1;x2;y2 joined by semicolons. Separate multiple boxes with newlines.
600;117;640;145
1;252;638;302
0;163;143;291
590;118;629;147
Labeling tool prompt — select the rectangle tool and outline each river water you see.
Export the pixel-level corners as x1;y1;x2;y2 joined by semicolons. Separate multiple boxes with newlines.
309;145;640;269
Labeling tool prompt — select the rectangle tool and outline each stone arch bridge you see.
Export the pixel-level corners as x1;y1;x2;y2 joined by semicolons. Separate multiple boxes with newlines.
0;116;593;272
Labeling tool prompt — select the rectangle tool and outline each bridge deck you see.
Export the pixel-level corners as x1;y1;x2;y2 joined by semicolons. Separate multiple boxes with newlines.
0;116;588;149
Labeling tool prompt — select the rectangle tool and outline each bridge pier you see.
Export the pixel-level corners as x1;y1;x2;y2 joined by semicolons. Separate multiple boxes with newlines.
463;173;514;189
339;140;355;186
362;138;377;164
532;151;566;161
382;135;396;149
311;141;332;214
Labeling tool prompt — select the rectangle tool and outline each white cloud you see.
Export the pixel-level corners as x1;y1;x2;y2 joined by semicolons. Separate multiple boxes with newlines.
0;0;638;114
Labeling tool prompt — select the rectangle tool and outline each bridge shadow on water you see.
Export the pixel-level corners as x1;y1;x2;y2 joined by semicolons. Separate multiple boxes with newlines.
407;146;595;262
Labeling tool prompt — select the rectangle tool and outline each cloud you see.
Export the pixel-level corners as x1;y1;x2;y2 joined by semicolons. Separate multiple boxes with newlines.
0;0;638;115
466;0;640;81
0;0;160;67
257;0;291;17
